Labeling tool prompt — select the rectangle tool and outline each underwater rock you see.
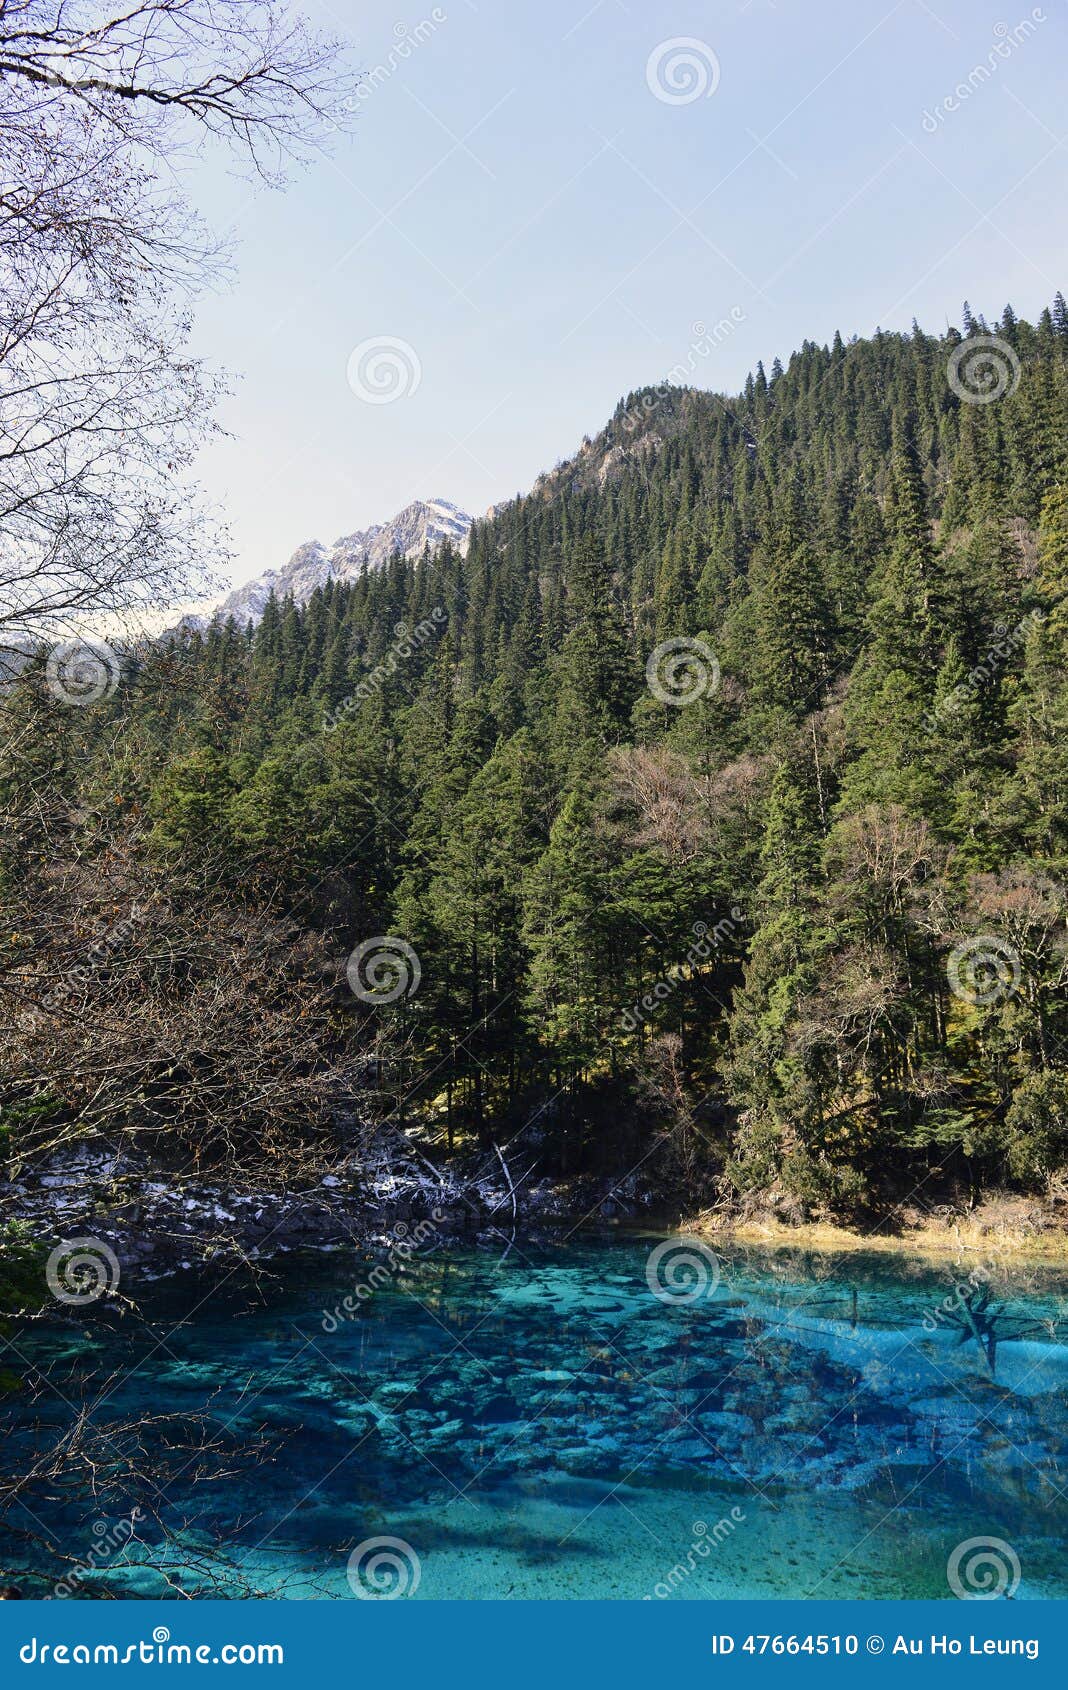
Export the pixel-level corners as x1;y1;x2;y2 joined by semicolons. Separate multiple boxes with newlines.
6;1230;1068;1600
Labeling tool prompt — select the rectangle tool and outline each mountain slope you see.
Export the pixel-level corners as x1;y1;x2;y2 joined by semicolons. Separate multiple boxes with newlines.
8;300;1068;1226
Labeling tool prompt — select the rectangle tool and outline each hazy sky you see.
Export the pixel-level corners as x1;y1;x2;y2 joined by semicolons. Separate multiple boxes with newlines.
187;0;1068;589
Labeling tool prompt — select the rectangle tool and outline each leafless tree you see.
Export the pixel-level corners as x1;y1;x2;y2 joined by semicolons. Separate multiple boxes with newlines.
0;829;361;1172
0;0;353;659
608;742;768;867
0;1;349;161
0;1370;297;1597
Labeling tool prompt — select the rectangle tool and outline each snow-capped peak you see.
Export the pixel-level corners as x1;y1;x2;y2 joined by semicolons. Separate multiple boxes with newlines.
202;499;474;629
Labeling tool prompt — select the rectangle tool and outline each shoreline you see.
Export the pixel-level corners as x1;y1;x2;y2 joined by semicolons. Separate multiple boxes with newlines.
7;1143;1068;1280
683;1208;1068;1266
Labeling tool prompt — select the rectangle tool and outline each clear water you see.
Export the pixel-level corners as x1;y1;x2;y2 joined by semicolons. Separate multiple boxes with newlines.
3;1232;1068;1600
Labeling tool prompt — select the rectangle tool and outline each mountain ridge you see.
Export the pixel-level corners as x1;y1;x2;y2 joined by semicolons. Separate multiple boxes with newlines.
194;496;474;629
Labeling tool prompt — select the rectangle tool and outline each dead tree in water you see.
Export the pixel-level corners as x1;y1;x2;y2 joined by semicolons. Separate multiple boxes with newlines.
941;1281;1056;1379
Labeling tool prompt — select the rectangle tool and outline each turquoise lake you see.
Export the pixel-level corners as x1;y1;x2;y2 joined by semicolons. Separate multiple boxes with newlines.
3;1232;1067;1599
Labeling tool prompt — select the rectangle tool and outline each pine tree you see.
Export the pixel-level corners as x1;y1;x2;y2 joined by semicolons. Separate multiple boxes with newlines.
750;489;833;713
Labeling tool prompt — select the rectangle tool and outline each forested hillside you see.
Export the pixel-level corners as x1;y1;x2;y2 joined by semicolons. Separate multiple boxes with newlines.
4;302;1068;1224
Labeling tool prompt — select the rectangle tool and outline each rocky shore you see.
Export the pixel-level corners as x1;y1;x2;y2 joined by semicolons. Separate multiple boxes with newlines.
1;1143;663;1288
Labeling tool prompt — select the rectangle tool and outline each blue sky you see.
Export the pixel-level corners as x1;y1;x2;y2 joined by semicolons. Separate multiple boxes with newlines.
187;0;1068;588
